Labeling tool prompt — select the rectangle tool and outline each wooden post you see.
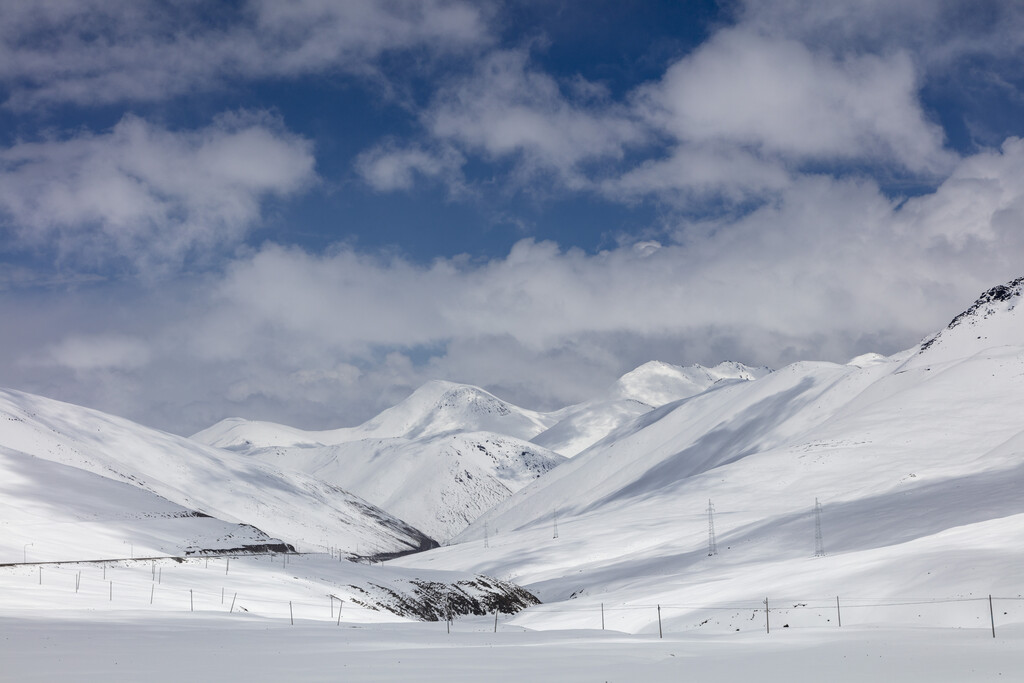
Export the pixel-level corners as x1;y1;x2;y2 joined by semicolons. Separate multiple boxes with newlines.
103;564;106;580
330;595;334;619
150;583;154;605
290;601;294;625
837;596;842;627
337;601;343;626
38;567;42;585
989;595;996;638
230;592;237;613
190;589;193;612
601;603;605;630
226;558;230;575
158;567;161;584
494;610;498;633
109;580;112;601
221;587;225;604
764;597;769;634
151;560;155;580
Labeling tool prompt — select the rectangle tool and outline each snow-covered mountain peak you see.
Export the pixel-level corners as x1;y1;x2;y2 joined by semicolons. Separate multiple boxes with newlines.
610;360;770;407
909;275;1024;367
358;379;555;441
529;360;771;457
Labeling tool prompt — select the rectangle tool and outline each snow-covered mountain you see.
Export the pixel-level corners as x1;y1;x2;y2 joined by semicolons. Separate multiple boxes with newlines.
248;433;565;542
193;379;557;451
0;389;433;562
189;362;766;541
393;277;1024;633
531;360;771;456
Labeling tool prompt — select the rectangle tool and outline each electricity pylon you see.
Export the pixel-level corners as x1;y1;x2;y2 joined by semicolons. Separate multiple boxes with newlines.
814;498;825;557
706;499;718;556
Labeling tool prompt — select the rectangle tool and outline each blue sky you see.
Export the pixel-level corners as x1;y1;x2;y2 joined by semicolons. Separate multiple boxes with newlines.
1;0;1024;434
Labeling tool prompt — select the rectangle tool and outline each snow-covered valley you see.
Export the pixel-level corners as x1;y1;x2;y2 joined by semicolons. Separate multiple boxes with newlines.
3;277;1024;681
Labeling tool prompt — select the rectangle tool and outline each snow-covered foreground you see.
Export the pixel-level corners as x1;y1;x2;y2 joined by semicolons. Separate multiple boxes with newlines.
1;614;1021;682
2;553;1022;682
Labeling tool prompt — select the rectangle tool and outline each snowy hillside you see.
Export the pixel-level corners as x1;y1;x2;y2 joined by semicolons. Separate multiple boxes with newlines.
393;277;1024;634
249;432;565;541
193;379;557;451
532;360;771;456
0;389;433;562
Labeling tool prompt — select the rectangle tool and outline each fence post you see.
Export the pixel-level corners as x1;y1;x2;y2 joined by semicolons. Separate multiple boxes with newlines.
657;605;663;639
337;601;343;626
601;603;605;630
109;580;112;601
989;595;996;638
494;610;498;633
290;601;294;625
837;596;842;627
230;592;237;613
190;589;194;612
150;583;154;605
39;567;42;585
764;597;769;634
226;558;230;575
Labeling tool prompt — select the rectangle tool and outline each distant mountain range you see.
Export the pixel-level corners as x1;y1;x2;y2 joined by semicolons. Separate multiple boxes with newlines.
4;276;1023;635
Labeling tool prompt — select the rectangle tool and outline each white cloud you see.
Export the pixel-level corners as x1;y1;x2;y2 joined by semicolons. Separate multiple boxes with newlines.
42;334;151;372
356;144;465;192
0;112;316;271
3;139;1017;435
359;26;957;203
635;28;954;174
0;0;492;109
423;49;648;188
736;0;1024;68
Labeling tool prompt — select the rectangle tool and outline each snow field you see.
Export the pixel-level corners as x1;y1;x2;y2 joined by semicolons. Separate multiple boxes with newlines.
1;617;1021;682
0;555;408;625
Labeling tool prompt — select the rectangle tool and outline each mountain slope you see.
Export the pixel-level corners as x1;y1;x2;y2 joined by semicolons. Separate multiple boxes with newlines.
0;389;433;561
249;432;566;542
393;277;1024;634
531;360;771;456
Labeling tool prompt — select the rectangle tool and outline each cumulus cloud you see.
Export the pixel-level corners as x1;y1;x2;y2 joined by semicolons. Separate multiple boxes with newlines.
4;140;1022;434
356;143;465;192
423;49;648;188
0;0;491;109
736;0;1024;67
635;28;954;174
0;112;316;271
359;23;957;203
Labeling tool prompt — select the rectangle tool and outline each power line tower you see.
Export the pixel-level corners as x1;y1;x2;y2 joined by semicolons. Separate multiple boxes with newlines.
483;521;490;548
552;508;559;539
706;499;718;556
814;498;825;557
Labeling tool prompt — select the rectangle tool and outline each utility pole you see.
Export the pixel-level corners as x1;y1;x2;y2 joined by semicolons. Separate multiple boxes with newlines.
706;499;718;556
814;498;825;557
